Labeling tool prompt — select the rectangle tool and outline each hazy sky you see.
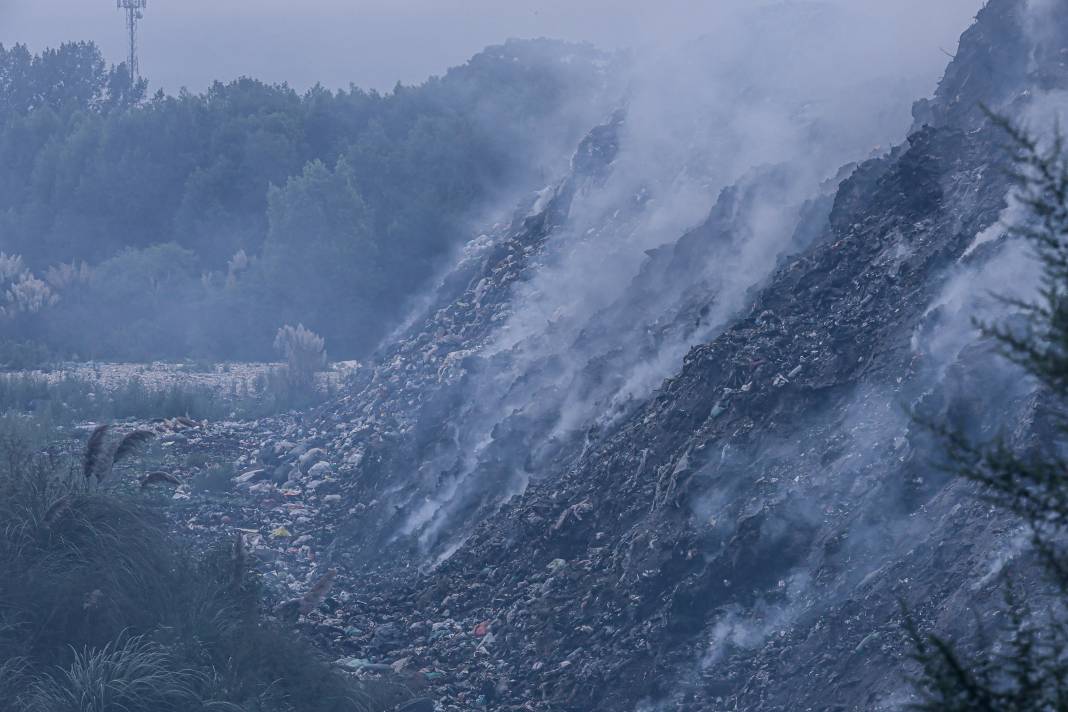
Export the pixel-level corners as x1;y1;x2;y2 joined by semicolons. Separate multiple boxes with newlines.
1;0;986;95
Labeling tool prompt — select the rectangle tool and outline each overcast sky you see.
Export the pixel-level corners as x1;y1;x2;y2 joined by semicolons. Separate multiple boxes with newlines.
1;0;986;95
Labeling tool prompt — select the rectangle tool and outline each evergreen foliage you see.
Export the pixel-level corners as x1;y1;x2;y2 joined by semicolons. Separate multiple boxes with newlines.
908;112;1068;710
0;40;613;363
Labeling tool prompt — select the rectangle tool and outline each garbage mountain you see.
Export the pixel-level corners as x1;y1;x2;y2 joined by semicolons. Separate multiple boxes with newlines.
243;1;1068;708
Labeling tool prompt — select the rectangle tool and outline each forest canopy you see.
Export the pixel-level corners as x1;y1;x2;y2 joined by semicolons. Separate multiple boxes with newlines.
0;39;615;363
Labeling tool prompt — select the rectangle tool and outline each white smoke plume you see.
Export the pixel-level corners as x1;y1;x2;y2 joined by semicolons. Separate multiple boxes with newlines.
670;92;1068;706
394;1;994;559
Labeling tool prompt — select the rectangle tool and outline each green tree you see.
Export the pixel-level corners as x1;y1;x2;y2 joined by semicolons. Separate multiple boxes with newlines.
258;157;381;354
0;42;138;117
0;39;614;361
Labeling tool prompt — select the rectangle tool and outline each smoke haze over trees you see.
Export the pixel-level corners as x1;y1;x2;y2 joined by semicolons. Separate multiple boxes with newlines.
0;39;615;362
7;2;1068;709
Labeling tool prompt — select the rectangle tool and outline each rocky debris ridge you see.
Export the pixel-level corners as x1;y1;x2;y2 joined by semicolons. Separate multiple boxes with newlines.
139;1;1068;710
290;111;628;563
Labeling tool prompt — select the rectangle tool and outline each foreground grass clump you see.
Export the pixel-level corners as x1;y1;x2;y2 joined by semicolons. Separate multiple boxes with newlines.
0;416;398;712
23;636;209;712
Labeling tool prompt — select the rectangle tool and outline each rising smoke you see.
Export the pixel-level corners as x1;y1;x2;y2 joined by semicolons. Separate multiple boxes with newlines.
391;0;992;559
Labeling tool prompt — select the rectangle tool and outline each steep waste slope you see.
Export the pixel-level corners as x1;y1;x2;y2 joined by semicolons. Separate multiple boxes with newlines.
202;2;1068;709
303;112;628;563
286;3;950;572
323;1;1068;710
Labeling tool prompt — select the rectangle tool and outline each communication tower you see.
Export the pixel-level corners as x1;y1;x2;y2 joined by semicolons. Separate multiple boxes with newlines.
117;0;147;86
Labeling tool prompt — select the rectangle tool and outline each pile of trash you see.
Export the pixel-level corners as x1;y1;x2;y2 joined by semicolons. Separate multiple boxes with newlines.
12;360;356;395
139;3;1068;709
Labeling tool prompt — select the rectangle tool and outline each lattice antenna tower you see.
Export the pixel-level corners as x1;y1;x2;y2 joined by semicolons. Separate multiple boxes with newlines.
117;0;147;87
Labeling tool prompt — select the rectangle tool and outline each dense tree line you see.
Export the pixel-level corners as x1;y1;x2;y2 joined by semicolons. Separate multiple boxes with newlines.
0;40;615;363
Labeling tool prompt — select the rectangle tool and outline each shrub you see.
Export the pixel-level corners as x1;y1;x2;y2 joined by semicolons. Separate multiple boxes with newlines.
0;418;405;712
273;324;327;389
24;636;214;712
0;339;51;370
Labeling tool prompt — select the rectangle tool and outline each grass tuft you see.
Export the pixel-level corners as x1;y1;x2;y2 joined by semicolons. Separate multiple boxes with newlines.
0;417;406;712
24;635;221;712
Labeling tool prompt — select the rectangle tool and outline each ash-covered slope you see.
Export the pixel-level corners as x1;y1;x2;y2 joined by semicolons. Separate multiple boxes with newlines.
381;2;1064;709
285;2;1068;710
314;156;845;570
244;1;1068;709
296;3;943;572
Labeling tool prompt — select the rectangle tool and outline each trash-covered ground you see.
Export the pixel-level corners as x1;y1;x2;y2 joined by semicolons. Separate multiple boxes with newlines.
7;360;360;395
63;3;1068;709
90;415;454;710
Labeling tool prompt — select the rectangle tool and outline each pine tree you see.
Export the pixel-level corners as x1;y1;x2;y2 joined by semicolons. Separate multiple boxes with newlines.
909;111;1068;711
